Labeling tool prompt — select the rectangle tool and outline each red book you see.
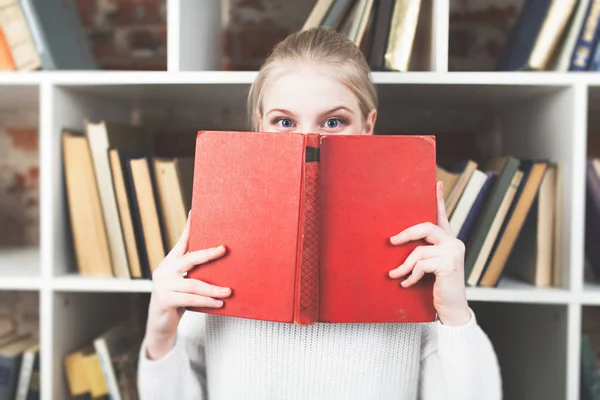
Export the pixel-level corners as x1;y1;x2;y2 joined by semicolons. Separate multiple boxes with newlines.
187;131;437;325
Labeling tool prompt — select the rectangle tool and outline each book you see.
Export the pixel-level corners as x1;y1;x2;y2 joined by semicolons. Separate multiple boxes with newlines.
152;157;194;251
0;26;15;70
506;164;557;287
581;335;600;400
384;0;422;71
0;336;38;400
445;160;478;217
570;0;600;70
14;341;38;400
479;160;549;287
62;130;112;277
463;157;522;284
321;0;354;31
85;121;153;278
367;0;395;70
18;0;97;69
449;169;487;236
187;131;437;325
0;0;40;70
128;156;167;276
109;149;143;279
93;323;143;400
302;0;335;30
553;0;590;70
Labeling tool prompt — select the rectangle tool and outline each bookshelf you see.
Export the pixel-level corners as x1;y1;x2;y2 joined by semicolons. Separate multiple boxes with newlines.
1;1;600;399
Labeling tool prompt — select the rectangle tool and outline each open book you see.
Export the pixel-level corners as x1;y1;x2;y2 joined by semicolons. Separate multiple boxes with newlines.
187;131;437;325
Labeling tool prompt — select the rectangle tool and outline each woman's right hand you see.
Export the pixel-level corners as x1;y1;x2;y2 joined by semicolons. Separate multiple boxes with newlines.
144;215;231;360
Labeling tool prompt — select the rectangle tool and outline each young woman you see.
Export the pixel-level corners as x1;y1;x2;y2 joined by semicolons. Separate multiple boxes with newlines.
137;28;502;400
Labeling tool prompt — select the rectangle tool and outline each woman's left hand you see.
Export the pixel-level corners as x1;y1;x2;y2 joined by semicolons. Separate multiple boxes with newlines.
388;180;471;326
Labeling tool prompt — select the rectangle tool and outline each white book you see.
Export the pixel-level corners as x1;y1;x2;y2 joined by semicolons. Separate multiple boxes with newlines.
449;169;487;236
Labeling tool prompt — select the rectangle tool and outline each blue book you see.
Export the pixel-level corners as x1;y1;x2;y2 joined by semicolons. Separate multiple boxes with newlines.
457;171;496;246
495;0;553;71
570;0;600;71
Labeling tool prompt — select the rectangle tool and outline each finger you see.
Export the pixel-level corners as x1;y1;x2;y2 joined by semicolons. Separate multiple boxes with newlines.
401;259;436;288
389;245;441;279
164;292;224;309
168;277;232;298
436;180;453;236
168;212;192;258
171;246;227;274
390;222;446;246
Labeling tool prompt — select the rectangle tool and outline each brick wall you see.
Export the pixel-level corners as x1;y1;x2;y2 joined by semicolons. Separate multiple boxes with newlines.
74;0;316;71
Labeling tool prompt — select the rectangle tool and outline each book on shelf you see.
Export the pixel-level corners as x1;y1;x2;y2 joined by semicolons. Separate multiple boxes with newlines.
495;0;600;71
187;131;438;325
0;334;39;400
585;157;600;280
63;121;195;280
302;0;425;71
65;321;142;400
0;0;95;70
437;155;557;288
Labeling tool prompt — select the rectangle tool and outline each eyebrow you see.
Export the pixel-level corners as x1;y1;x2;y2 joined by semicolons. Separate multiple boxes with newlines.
265;106;353;119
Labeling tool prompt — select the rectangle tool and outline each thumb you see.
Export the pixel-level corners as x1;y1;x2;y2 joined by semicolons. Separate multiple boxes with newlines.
436;181;453;236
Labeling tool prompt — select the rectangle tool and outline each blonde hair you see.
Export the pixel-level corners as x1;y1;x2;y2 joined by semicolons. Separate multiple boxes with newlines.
247;27;378;131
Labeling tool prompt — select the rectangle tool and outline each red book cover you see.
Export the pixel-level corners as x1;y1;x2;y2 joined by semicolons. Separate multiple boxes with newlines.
187;131;437;325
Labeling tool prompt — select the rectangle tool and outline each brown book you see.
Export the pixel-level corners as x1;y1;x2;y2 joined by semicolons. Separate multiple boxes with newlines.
436;165;459;200
479;161;549;287
109;149;142;279
130;157;166;275
64;349;92;399
85;121;153;279
384;0;422;71
152;157;194;251
505;164;557;287
62;131;112;277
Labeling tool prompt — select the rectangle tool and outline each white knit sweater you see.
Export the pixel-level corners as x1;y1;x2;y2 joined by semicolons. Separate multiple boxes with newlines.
137;308;501;400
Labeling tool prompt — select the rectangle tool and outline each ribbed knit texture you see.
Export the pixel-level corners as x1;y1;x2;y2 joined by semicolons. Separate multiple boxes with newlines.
138;309;502;400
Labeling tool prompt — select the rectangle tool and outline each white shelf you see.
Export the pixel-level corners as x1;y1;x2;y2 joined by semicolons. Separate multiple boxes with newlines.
2;70;600;86
52;275;153;293
466;278;573;304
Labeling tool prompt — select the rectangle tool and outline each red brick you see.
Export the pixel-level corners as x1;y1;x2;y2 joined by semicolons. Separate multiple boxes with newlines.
92;39;119;61
6;127;37;152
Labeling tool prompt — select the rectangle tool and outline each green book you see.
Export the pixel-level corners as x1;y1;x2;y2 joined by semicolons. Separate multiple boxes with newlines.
463;156;521;282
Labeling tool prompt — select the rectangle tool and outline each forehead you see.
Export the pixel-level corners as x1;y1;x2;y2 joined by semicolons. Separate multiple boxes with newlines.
261;67;359;113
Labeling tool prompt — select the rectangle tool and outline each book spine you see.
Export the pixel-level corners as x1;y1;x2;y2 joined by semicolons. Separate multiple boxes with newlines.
570;0;600;70
294;135;320;325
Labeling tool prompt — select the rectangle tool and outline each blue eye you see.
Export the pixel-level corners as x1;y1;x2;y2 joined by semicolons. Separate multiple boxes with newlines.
276;118;294;129
325;118;342;129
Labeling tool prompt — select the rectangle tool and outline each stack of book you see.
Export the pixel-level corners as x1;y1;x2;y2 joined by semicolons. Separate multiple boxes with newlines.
301;0;428;71
0;0;96;71
0;333;39;400
496;0;600;71
62;121;194;280
437;157;558;287
64;321;142;400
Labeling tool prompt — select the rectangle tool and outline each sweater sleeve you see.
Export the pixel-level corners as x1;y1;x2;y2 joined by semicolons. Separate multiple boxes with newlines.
418;308;502;400
137;312;208;400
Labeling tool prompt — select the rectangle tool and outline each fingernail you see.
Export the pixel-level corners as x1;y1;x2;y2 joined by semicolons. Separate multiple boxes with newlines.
215;300;224;307
401;280;408;287
220;287;230;295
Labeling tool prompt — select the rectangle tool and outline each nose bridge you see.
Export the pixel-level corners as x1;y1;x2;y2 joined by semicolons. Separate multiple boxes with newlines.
295;116;319;134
